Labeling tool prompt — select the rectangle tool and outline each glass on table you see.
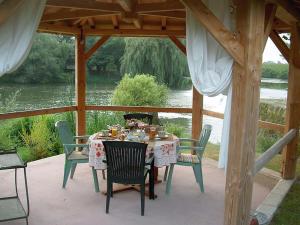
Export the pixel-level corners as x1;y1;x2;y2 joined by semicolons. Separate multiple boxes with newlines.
149;127;156;140
111;127;118;137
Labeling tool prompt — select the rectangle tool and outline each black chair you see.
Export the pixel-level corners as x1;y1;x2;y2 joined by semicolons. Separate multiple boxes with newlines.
103;141;154;216
123;113;153;125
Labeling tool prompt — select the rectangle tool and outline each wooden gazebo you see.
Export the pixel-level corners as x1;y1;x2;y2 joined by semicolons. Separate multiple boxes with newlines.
1;0;299;225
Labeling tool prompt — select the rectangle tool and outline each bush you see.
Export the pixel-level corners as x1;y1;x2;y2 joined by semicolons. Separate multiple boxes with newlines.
257;103;286;153
112;74;168;107
21;116;56;161
164;122;185;138
86;111;123;135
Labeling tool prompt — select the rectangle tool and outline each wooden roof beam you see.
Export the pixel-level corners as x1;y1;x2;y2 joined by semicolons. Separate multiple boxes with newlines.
269;30;290;61
87;18;95;29
169;35;186;54
139;11;185;20
84;36;110;60
116;0;133;12
84;28;185;37
111;15;119;29
162;17;167;30
180;0;245;66
38;23;81;35
41;9;118;22
136;1;185;13
263;4;277;47
46;0;122;12
267;0;300;22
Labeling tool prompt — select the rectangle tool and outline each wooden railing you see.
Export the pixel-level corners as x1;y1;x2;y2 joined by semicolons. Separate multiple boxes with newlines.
0;105;285;132
254;129;297;175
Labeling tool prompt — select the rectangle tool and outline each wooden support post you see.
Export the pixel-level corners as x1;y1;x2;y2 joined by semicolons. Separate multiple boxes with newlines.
75;34;86;137
282;23;300;179
192;87;203;144
224;1;265;225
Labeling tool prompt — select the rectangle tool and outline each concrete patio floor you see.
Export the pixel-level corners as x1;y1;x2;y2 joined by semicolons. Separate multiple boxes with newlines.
0;154;272;225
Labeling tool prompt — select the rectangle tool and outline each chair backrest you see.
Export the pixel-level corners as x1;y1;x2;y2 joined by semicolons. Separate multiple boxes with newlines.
196;124;212;158
103;141;148;184
55;121;74;146
123;113;153;125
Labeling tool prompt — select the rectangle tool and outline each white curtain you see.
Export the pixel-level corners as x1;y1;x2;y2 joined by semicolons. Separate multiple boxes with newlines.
186;0;234;169
0;0;46;77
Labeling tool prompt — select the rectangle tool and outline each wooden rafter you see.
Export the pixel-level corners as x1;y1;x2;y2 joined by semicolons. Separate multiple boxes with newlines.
269;30;290;61
267;0;300;22
46;0;122;12
87;18;95;28
38;23;81;35
168;35;186;54
162;17;167;30
111;15;119;29
136;1;184;13
84;36;111;60
84;28;185;37
180;0;245;66
116;0;133;12
139;11;185;20
41;9;118;22
0;0;23;25
264;4;277;47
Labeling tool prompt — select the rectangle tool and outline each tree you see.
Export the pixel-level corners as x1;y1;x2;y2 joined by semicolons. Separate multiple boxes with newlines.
261;62;288;79
112;74;168;107
120;38;191;89
1;33;74;83
86;37;125;76
112;74;168;124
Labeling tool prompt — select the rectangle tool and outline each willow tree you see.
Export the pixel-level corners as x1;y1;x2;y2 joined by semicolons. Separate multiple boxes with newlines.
120;38;191;89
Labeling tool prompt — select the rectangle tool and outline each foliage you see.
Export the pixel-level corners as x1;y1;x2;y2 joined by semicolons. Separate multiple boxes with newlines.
120;38;192;89
261;62;288;80
1;34;74;84
257;103;286;153
86;37;125;76
0;89;21;113
86;111;123;135
20;116;56;161
112;74;168;107
164;122;185;138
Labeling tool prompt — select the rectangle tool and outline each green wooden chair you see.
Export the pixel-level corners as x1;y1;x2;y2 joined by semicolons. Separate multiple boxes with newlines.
166;124;212;195
55;121;100;192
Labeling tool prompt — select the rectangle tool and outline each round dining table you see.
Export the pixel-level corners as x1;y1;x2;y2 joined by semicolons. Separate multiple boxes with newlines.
88;132;179;172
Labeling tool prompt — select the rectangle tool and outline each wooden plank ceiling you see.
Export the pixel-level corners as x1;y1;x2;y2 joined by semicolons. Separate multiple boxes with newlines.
38;0;300;37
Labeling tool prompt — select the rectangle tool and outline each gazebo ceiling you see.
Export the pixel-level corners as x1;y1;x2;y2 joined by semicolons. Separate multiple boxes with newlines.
38;0;300;37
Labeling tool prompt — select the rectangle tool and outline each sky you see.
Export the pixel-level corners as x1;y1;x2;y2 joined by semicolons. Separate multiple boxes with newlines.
263;38;287;63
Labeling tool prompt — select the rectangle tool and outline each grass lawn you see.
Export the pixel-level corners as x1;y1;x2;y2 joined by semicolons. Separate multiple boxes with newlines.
204;143;300;225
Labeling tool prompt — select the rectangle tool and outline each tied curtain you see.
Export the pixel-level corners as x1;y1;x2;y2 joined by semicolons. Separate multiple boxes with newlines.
186;0;234;169
0;0;46;77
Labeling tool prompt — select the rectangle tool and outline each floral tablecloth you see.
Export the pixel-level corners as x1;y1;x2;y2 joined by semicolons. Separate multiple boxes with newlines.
88;133;178;170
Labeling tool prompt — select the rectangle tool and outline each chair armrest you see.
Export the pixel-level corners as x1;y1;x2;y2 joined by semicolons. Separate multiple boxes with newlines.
177;146;204;152
63;144;89;148
63;143;88;156
178;138;199;143
74;135;90;139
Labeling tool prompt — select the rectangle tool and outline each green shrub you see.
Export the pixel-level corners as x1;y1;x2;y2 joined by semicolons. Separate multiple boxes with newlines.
21;116;56;161
86;111;123;135
164;123;185;138
257;103;286;153
112;74;168;107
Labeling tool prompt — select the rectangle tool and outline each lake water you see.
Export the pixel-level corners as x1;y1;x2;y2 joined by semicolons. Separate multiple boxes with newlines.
0;82;287;144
